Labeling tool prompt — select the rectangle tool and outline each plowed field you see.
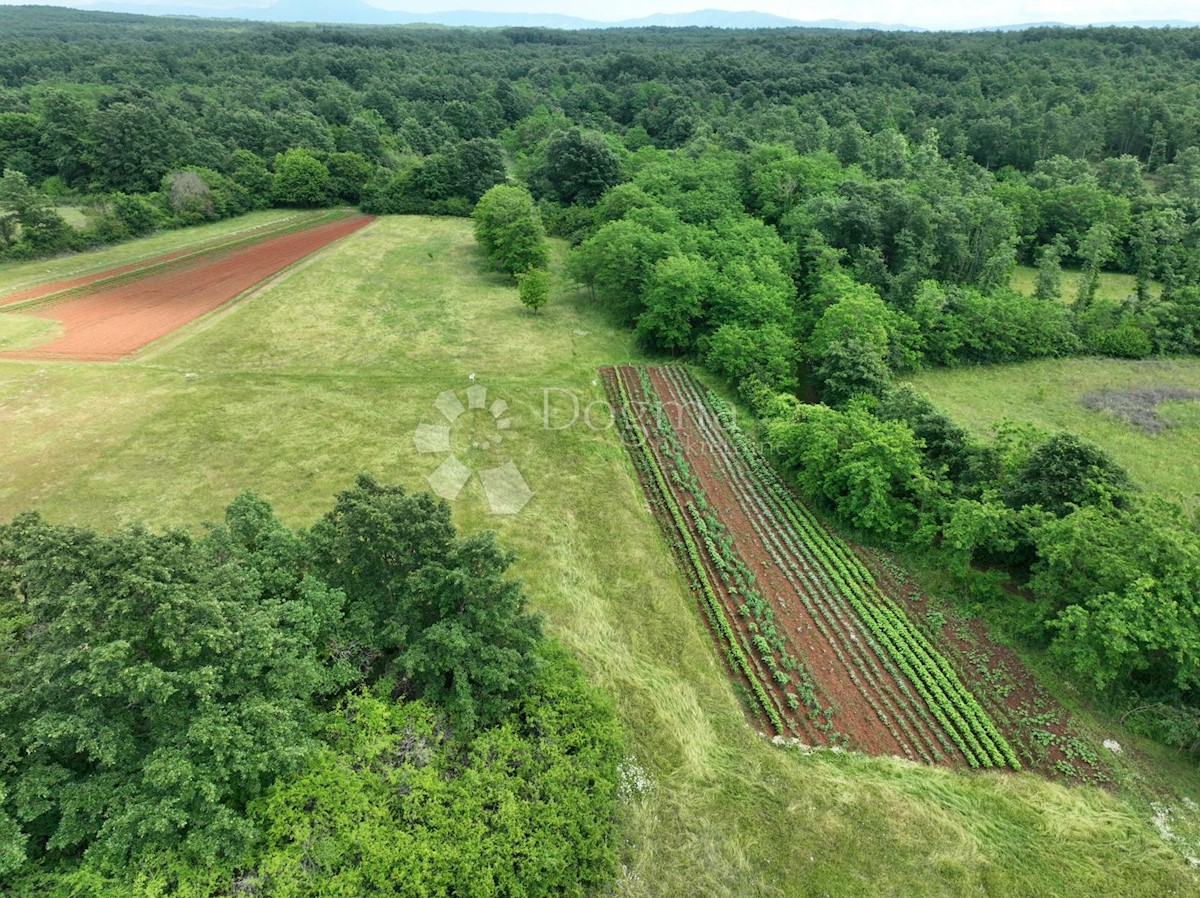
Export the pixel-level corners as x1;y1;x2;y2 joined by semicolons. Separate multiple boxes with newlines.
0;213;373;361
604;364;1028;769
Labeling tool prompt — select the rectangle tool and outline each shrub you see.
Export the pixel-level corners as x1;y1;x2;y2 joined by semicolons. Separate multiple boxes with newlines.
1091;322;1153;359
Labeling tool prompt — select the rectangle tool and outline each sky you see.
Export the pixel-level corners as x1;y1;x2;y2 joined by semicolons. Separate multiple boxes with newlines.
2;0;1199;30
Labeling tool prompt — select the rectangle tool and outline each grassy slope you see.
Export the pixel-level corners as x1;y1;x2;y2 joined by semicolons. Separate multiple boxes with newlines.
0;313;59;352
52;205;89;230
907;358;1200;512
0;216;1195;897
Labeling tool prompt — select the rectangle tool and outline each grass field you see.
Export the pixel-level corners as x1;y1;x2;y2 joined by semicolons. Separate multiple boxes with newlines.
1;216;1198;896
0;313;58;352
908;357;1200;512
1010;264;1158;304
52;205;89;230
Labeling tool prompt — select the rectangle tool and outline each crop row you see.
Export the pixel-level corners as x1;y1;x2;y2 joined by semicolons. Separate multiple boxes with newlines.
624;367;835;739
3;210;350;312
686;376;1020;770
603;367;785;734
660;366;948;764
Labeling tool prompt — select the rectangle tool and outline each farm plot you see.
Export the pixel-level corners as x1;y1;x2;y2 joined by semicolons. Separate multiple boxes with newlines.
0;212;373;361
603;364;1019;770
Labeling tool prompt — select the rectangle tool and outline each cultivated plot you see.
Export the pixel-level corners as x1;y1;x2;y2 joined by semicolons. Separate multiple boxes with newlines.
605;364;1109;775
0;212;373;361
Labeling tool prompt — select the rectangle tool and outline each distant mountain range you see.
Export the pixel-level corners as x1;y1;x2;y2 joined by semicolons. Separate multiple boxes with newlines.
18;2;1200;31
60;2;925;29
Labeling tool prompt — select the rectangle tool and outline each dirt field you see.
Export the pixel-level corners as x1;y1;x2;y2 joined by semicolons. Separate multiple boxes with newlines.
0;214;373;361
0;258;171;307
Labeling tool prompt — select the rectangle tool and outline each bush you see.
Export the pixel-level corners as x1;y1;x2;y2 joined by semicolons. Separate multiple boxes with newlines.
249;644;621;898
1002;432;1135;517
111;191;162;236
1091;322;1153;359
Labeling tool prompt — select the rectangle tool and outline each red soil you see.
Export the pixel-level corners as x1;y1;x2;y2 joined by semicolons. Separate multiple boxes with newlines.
0;247;208;308
857;547;1109;782
0;215;373;362
643;366;927;760
0;216;313;308
606;364;959;762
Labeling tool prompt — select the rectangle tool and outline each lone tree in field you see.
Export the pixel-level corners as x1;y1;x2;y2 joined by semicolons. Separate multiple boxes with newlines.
517;267;551;313
472;184;548;278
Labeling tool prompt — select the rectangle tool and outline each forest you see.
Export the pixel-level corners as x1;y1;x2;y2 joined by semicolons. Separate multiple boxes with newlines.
4;4;1200;891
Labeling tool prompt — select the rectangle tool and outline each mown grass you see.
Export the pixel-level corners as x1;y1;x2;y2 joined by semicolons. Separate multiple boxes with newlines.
0;313;58;352
0;209;314;299
52;205;89;230
0;216;1197;896
908;357;1200;512
1010;264;1159;305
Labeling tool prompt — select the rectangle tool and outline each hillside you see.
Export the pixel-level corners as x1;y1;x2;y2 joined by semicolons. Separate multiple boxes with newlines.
1;215;1197;894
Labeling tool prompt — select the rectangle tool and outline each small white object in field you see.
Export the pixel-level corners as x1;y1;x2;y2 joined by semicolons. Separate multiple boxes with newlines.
617;758;653;801
468;372;475;382
1103;739;1122;754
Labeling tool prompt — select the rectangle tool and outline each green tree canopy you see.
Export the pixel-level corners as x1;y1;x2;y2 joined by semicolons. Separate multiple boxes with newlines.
472;183;549;277
271;148;330;208
309;475;543;730
0;496;343;873
534;128;623;206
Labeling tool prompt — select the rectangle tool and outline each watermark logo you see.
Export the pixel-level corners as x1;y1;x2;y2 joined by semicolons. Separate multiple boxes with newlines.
540;383;735;454
413;382;533;515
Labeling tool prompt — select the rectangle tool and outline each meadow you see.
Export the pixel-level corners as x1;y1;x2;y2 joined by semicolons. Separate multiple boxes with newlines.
908;357;1200;512
1;216;1197;896
1010;264;1158;304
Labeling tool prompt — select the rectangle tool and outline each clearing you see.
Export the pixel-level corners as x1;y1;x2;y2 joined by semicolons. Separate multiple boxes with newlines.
1010;264;1160;304
908;357;1200;512
0;215;1196;896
